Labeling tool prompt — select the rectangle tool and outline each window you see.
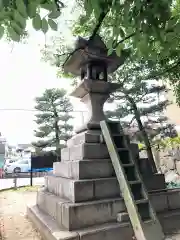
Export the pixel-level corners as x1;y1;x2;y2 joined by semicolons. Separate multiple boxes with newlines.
18;160;29;164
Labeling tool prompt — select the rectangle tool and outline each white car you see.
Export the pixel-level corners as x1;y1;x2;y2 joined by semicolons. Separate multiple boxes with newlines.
4;159;31;174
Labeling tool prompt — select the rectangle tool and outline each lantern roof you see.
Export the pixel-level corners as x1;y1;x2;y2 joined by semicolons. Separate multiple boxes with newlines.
63;35;129;76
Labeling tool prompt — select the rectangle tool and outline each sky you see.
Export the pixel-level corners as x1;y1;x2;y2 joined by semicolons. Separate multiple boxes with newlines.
0;36;69;145
0;30;168;146
0;1;86;145
0;2;173;146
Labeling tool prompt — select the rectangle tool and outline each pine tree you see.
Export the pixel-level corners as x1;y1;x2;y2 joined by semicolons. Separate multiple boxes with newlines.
106;61;176;173
32;88;73;156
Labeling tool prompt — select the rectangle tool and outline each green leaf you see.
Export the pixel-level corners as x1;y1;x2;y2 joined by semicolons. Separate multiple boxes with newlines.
0;25;4;39
107;38;114;49
41;18;48;33
119;27;125;38
14;10;26;29
84;0;93;17
16;0;27;18
116;44;122;57
40;2;55;11
0;0;3;11
0;11;5;21
11;20;24;35
48;19;57;31
91;0;101;19
32;14;41;30
48;11;61;19
79;15;87;25
27;2;37;18
107;48;113;56
8;26;20;42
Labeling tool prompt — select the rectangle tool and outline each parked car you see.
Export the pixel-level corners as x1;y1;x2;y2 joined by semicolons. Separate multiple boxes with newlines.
4;159;31;174
4;158;17;165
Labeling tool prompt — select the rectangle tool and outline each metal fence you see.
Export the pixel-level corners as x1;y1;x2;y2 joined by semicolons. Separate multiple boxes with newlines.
0;170;51;191
0;152;57;190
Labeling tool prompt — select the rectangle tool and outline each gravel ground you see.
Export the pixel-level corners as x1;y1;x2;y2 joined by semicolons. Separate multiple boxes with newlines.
0;188;42;240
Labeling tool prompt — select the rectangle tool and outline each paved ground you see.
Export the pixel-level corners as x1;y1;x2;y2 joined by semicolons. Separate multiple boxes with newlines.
0;189;42;240
0;178;44;190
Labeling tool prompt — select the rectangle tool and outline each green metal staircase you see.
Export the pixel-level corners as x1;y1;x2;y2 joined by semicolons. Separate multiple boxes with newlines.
100;120;165;240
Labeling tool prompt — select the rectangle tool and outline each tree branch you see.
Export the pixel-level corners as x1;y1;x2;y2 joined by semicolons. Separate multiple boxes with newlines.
145;58;180;80
129;116;136;125
89;11;108;41
113;32;137;48
62;10;108;68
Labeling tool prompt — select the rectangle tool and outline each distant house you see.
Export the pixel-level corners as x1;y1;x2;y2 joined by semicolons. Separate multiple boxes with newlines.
0;135;6;169
17;144;32;151
16;144;34;158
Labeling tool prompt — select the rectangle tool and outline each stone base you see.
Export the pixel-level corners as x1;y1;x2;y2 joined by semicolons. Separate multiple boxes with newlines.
36;189;125;231
28;129;168;240
44;174;165;204
28;198;180;240
52;160;165;193
27;205;133;240
33;187;180;231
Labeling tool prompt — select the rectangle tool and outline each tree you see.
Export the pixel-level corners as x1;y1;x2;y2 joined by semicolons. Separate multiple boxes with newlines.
3;0;180;102
1;0;176;45
0;0;64;41
73;1;180;60
32;88;73;156
105;59;177;173
40;0;180;105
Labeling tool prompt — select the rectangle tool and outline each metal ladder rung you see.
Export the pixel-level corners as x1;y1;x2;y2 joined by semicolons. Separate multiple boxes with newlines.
122;163;134;167
129;180;141;185
135;199;149;204
117;148;128;151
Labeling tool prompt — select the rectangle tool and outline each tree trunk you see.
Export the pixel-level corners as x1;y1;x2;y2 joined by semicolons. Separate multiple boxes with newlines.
127;95;157;173
55;120;60;156
54;110;61;158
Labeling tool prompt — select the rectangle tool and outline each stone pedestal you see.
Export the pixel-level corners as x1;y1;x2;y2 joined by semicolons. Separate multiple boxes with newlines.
70;79;119;133
28;130;167;240
28;79;166;240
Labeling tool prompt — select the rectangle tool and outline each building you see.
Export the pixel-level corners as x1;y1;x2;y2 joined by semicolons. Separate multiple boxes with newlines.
0;134;6;171
16;144;33;158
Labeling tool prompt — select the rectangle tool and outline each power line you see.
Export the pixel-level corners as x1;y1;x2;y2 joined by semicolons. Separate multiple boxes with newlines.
0;108;87;112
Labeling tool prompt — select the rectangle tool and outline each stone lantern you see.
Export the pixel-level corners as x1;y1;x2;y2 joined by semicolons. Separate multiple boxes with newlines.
28;35;166;240
63;35;128;133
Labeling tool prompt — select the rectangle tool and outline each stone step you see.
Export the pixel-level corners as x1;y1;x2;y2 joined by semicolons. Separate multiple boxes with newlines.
36;188;171;231
53;159;114;179
67;130;102;147
53;160;165;191
45;176;121;202
67;130;131;148
61;143;109;161
28;204;133;240
61;142;139;162
45;174;166;204
36;189;125;230
28;204;180;240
